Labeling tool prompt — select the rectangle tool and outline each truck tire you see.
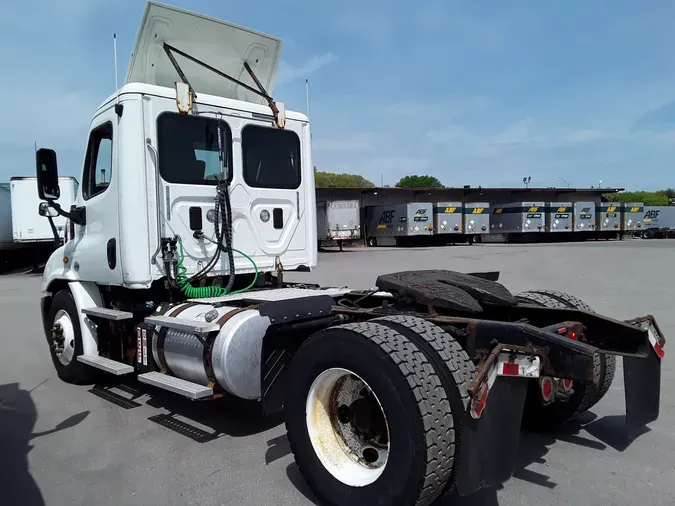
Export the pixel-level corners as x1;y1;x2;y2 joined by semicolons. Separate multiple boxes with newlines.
47;290;96;384
516;289;616;430
285;321;454;506
372;315;476;494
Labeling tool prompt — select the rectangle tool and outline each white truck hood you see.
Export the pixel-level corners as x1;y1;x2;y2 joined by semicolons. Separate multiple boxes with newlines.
126;1;282;105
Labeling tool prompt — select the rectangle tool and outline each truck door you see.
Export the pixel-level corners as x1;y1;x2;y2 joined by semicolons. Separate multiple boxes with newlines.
69;108;122;283
239;120;306;262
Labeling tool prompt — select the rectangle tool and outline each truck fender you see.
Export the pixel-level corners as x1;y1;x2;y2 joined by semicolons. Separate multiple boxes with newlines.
66;281;103;357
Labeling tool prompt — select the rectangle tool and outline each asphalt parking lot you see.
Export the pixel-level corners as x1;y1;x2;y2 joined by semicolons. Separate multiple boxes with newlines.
1;240;674;506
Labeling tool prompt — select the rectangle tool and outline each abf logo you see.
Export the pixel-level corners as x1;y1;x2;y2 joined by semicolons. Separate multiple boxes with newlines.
494;208;503;214
644;210;660;219
472;208;485;214
379;210;395;224
630;206;641;212
528;206;539;212
414;209;427;216
557;207;568;213
607;206;617;212
444;207;457;213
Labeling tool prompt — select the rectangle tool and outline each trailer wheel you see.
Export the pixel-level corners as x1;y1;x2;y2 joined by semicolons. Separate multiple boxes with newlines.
285;321;454;506
47;290;95;384
516;290;616;430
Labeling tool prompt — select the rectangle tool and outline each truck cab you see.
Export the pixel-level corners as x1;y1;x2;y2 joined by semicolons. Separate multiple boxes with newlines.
37;1;317;295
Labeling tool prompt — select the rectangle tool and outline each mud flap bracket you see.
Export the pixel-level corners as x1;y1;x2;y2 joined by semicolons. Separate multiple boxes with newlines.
455;377;528;496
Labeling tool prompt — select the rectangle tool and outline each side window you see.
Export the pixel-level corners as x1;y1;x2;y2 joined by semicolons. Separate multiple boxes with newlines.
242;125;301;190
82;122;113;200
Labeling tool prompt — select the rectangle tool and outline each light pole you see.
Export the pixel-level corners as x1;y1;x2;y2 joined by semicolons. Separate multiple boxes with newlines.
558;176;570;188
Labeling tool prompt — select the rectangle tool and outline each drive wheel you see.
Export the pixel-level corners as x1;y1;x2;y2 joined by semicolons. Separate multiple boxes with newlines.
285;322;454;506
516;289;616;430
47;290;95;384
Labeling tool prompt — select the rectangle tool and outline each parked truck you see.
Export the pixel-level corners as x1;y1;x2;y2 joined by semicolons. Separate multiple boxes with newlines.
316;199;360;251
11;176;77;244
34;3;666;506
640;206;675;239
365;202;434;246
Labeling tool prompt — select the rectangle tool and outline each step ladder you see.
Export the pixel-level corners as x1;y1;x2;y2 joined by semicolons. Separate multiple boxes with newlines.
138;371;213;399
82;307;133;320
77;354;134;375
144;315;220;334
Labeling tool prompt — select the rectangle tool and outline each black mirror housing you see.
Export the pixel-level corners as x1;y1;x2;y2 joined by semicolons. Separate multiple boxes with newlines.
36;148;60;201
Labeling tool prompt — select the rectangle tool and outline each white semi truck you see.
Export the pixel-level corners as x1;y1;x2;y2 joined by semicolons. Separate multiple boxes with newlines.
35;3;665;505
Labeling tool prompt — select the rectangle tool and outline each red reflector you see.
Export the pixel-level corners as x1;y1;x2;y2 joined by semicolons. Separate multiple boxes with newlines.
654;342;665;359
502;362;520;376
569;331;577;340
542;378;553;399
563;379;573;390
557;327;568;335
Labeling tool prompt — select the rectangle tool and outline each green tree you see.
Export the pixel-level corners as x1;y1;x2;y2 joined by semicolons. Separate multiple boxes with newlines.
602;191;669;206
314;170;375;188
395;175;444;188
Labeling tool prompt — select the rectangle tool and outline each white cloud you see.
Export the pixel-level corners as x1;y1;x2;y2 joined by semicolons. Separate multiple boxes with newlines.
276;53;337;86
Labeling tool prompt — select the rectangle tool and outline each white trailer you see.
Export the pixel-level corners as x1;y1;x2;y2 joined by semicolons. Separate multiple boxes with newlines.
10;176;77;243
316;199;361;250
32;3;665;506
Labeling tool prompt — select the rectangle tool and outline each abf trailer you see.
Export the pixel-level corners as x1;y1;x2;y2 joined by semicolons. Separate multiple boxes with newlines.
34;3;665;506
11;176;77;244
365;202;433;246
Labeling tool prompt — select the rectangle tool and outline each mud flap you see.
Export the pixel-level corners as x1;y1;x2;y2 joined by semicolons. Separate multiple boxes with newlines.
623;315;664;438
455;377;529;496
624;351;661;437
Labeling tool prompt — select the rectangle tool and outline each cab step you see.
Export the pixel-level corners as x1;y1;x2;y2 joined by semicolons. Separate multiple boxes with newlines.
137;371;213;399
82;307;134;321
77;354;134;375
145;315;220;334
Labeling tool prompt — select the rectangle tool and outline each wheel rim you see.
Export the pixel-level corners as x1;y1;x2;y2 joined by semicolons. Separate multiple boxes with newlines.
305;368;390;487
53;309;76;365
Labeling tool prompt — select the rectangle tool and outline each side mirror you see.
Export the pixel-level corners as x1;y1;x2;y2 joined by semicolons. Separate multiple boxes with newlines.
35;148;60;201
38;202;59;218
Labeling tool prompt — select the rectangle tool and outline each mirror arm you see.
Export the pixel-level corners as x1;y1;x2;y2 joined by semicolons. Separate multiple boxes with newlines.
49;202;86;226
46;216;61;249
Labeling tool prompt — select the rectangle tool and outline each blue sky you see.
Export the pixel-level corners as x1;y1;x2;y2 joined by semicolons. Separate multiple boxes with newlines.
2;0;675;190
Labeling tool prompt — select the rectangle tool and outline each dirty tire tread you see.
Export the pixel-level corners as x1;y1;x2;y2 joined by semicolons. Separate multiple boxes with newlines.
516;290;616;425
372;315;476;494
527;289;616;412
286;321;453;506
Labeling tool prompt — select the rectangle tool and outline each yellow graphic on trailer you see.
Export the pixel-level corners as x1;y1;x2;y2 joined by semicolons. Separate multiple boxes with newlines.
444;207;457;213
494;208;503;214
630;206;640;212
528;206;539;212
557;207;568;213
607;206;617;212
472;208;485;214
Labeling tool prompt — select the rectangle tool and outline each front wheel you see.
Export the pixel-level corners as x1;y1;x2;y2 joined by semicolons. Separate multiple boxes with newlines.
47;290;95;384
285;322;454;506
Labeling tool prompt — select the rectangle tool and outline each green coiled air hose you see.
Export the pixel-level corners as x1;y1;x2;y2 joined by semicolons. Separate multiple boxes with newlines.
175;237;259;298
